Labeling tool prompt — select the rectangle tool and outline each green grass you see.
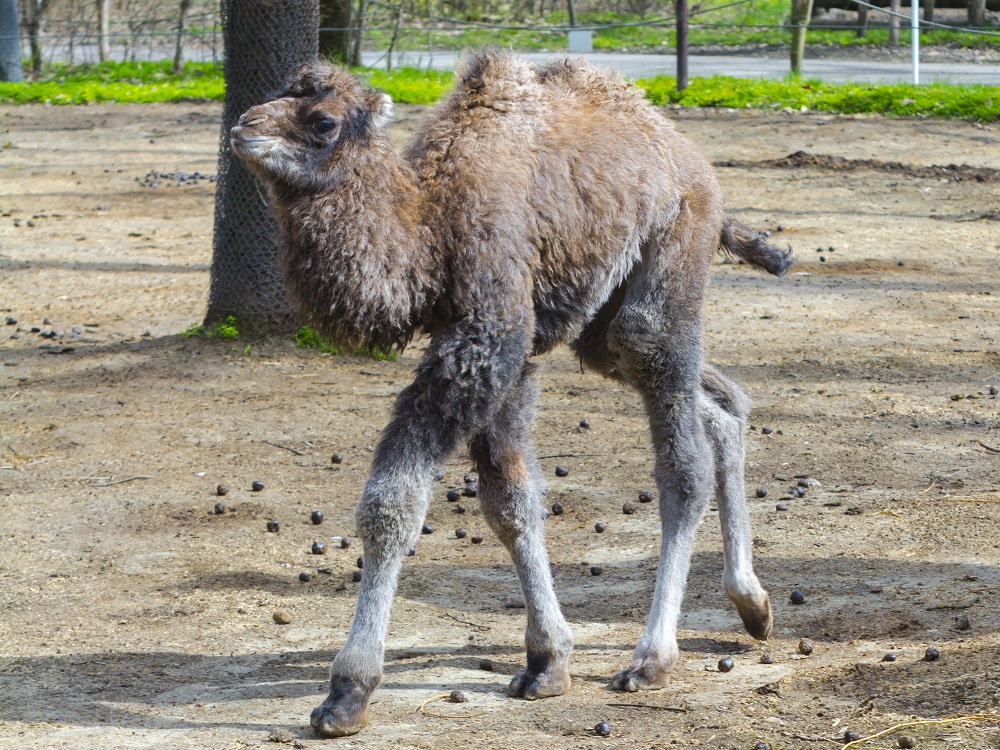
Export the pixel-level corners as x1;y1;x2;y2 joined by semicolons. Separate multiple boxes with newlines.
181;315;240;340
637;74;1000;120
294;326;397;360
1;57;997;121
360;67;454;104
0;60;223;104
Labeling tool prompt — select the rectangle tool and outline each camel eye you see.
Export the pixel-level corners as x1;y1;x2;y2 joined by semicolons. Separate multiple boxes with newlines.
310;117;337;136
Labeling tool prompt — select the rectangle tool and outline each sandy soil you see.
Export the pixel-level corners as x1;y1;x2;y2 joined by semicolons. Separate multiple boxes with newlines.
1;100;999;750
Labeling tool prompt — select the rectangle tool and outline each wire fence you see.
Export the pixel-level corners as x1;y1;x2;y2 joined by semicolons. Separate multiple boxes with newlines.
6;0;999;74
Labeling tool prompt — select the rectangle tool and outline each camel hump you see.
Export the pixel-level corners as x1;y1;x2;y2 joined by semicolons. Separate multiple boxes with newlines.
451;46;653;121
452;46;542;109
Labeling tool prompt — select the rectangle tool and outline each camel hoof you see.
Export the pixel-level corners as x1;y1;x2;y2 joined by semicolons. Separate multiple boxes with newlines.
610;660;673;693
732;591;773;641
508;661;571;700
310;676;373;737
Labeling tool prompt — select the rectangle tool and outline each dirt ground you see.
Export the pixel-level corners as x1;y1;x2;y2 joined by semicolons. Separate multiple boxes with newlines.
2;97;999;750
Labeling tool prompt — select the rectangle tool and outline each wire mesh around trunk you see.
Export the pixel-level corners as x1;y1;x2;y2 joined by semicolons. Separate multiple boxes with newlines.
206;0;319;332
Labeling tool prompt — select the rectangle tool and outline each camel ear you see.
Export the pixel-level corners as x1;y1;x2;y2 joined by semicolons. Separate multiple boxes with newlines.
367;91;394;131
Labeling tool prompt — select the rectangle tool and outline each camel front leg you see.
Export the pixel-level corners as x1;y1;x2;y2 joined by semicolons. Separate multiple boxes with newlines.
311;318;531;736
310;386;438;737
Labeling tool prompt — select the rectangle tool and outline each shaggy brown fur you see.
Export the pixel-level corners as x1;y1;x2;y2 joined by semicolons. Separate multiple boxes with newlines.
231;47;789;737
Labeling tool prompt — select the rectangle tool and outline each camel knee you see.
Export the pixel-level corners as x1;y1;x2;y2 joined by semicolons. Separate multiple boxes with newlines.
354;471;426;553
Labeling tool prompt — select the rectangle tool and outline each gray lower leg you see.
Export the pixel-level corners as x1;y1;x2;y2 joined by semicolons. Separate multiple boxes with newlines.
613;393;715;692
311;320;531;736
310;465;434;736
472;370;573;700
699;373;772;640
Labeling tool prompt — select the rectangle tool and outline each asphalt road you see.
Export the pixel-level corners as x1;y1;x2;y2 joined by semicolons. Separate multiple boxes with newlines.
365;49;1000;84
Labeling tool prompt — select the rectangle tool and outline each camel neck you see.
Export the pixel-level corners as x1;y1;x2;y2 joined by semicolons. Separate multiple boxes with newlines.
273;140;441;353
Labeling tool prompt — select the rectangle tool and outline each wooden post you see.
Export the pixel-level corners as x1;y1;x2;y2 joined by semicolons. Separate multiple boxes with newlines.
676;0;688;91
96;0;110;61
968;0;985;25
173;0;192;74
789;0;813;76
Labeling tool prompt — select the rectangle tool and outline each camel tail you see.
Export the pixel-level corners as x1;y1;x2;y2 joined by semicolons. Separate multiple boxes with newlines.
720;216;795;277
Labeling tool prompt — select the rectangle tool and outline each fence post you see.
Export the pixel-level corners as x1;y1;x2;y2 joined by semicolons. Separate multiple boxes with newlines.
676;0;688;91
789;0;813;76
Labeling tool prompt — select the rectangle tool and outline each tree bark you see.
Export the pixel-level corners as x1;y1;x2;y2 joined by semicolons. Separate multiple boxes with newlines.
968;0;985;25
0;0;23;81
789;0;813;76
207;0;320;333
96;0;109;61
319;0;352;63
350;0;365;66
855;3;867;37
889;0;899;44
173;0;192;74
922;0;934;23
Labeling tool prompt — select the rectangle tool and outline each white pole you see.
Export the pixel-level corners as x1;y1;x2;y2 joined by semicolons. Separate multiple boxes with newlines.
911;0;920;84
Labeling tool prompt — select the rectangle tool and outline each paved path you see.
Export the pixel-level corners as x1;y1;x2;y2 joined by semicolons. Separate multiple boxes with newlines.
365;49;1000;84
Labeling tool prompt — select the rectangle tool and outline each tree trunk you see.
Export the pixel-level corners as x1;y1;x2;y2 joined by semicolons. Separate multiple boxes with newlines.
789;0;813;76
968;0;985;25
385;0;405;70
207;0;320;333
855;3;867;37
319;0;352;62
24;0;52;76
922;0;934;23
567;0;577;25
173;0;192;74
0;0;23;82
96;0;109;61
349;0;365;66
889;0;900;44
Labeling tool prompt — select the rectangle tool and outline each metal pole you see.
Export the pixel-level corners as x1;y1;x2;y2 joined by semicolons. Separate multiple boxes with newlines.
676;0;688;91
911;0;920;84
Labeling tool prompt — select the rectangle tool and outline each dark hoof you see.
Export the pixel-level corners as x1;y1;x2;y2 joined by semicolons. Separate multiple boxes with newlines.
310;676;374;737
733;591;773;641
610;659;673;692
507;663;571;700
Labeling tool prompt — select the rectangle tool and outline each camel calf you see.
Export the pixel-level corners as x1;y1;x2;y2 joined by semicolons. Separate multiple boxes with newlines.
230;47;791;737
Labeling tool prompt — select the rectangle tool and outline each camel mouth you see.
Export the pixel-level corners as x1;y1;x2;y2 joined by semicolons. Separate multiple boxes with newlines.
229;128;274;156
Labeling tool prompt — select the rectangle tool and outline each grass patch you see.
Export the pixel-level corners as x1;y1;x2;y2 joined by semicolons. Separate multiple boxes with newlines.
294;326;397;360
181;315;241;340
0;60;223;104
359;67;455;104
637;74;1000;121
2;57;996;121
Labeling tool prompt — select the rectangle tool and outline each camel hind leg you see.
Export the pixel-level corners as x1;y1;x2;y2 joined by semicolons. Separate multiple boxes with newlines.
701;365;772;640
470;364;573;700
606;201;719;692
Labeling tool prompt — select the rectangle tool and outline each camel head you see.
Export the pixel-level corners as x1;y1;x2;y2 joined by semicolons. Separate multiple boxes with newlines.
230;62;394;193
